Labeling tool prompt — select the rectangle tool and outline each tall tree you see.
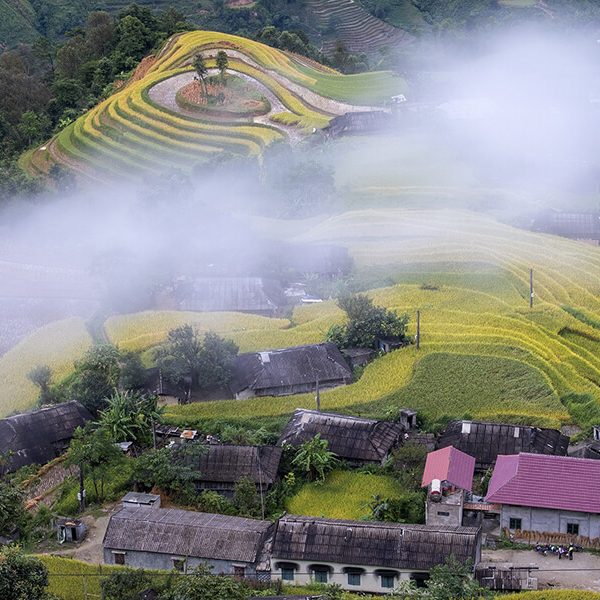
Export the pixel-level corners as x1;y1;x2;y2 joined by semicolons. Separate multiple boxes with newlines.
215;50;229;83
192;53;208;96
27;364;54;405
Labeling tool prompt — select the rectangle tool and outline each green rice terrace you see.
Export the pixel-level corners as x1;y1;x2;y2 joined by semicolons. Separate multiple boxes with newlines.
22;30;406;182
3;207;600;433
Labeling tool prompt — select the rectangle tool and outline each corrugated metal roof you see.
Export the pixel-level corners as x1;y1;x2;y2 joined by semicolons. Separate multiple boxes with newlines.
272;516;480;570
278;409;403;463
103;507;273;563
486;453;600;514
422;446;475;491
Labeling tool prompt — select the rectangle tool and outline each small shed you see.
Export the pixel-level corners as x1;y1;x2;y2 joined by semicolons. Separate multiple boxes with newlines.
376;337;405;353
56;517;86;543
122;492;161;509
341;348;375;370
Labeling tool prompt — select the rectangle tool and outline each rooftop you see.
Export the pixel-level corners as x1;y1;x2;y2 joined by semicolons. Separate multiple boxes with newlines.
278;409;403;463
103;507;272;563
486;453;600;514
272;515;480;570
422;446;475;492
230;343;352;395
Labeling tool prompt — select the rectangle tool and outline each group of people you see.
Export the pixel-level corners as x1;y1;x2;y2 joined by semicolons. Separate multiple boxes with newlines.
535;543;578;559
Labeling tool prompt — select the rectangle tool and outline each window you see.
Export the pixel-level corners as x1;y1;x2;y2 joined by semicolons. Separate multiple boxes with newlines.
233;566;246;579
172;558;185;572
313;567;328;583
381;574;396;589
347;571;361;586
281;566;295;581
113;552;125;566
437;511;450;516
509;518;522;530
567;523;580;535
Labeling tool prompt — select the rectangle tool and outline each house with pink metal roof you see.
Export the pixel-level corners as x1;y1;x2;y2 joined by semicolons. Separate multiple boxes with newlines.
486;453;600;538
422;446;476;492
422;446;476;528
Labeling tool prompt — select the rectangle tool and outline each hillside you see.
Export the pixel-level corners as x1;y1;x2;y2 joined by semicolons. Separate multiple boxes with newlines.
22;31;406;181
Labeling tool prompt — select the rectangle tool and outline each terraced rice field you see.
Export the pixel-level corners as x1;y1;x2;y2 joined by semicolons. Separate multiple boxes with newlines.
161;208;600;430
24;30;406;181
306;0;413;55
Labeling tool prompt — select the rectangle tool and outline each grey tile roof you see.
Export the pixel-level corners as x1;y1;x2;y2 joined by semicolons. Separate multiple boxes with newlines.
0;401;91;472
192;445;282;485
230;344;352;395
436;421;569;470
278;409;403;463
178;277;281;312
103;507;273;563
272;516;480;570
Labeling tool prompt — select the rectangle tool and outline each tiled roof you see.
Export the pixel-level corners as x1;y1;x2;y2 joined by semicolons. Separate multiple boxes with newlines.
278;409;403;463
103;507;273;563
436;421;569;470
191;444;282;485
422;446;475;491
272;516;480;570
486;453;600;514
230;344;352;395
0;401;91;472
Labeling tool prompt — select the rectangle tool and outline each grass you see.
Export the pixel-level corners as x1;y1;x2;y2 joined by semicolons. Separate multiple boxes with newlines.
506;594;600;600
286;470;404;520
0;318;92;417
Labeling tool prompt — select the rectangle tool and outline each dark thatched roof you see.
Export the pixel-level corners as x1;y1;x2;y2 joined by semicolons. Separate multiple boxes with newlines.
178;277;281;313
436;421;569;470
0;401;91;472
103;507;273;564
277;409;403;464
533;210;600;240
191;445;282;485
272;516;480;571
230;344;352;395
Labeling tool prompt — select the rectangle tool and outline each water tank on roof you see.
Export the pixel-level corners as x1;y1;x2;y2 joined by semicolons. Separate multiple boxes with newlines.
429;479;442;502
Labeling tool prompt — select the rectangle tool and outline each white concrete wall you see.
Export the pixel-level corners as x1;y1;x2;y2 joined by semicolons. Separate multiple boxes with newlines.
501;505;600;538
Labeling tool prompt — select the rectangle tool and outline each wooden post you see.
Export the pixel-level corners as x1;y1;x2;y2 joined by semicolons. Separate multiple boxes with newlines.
78;466;85;513
530;268;534;308
315;378;321;411
152;419;157;450
416;310;421;350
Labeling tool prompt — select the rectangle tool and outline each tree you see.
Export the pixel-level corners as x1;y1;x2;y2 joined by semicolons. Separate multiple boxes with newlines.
154;326;238;393
99;390;163;446
423;556;489;600
86;11;116;58
115;15;154;61
28;364;55;405
215;50;229;83
119;351;147;390
17;111;51;146
67;425;123;505
192;53;208;95
291;434;339;482
233;477;260;517
0;482;26;537
0;547;55;600
159;565;249;600
327;293;409;350
69;344;121;415
101;568;154;600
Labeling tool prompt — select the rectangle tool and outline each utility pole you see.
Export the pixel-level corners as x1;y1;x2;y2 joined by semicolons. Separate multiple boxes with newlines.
78;466;86;513
416;310;421;350
315;378;321;411
152;419;157;450
530;268;534;309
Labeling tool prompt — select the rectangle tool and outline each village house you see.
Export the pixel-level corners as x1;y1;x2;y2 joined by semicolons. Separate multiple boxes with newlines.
436;420;569;471
121;492;161;509
422;446;476;528
229;343;352;399
0;401;91;473
485;453;600;539
175;276;283;316
270;515;482;593
531;210;600;245
188;444;282;498
103;506;274;577
278;409;405;466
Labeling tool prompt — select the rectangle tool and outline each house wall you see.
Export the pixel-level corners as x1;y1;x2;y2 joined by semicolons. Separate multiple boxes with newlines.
270;558;429;594
236;379;349;399
103;548;258;575
501;505;600;538
426;499;463;527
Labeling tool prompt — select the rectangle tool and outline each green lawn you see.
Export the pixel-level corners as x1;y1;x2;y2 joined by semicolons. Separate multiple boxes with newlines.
286;470;404;520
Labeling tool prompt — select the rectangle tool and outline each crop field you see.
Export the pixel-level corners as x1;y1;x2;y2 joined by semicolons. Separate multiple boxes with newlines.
161;208;600;430
286;470;404;520
0;318;92;418
23;30;406;180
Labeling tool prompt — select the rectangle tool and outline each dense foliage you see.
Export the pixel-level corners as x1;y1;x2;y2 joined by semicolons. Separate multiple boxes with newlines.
0;547;55;600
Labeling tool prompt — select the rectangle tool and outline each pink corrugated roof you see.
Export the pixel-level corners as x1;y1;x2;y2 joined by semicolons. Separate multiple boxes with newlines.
421;446;475;492
486;453;600;514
